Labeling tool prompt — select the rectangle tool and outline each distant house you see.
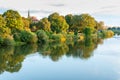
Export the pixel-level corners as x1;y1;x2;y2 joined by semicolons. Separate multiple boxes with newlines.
30;16;39;23
28;10;39;23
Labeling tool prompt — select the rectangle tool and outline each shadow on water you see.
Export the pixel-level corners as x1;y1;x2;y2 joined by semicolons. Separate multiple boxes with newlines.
0;37;104;74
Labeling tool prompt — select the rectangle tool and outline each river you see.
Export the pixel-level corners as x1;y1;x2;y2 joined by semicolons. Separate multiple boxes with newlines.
0;37;120;80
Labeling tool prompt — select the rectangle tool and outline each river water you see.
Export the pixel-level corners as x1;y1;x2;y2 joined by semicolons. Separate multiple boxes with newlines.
0;37;120;80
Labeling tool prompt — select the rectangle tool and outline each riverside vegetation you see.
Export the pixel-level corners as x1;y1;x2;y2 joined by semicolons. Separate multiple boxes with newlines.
0;9;114;46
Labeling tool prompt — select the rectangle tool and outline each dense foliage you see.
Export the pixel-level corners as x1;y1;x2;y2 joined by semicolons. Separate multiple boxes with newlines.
65;14;96;35
2;10;24;33
48;12;69;33
36;30;49;43
20;31;38;43
0;15;11;38
0;9;114;46
38;18;51;31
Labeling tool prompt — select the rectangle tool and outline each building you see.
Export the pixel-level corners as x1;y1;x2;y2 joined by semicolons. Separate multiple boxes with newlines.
28;10;39;23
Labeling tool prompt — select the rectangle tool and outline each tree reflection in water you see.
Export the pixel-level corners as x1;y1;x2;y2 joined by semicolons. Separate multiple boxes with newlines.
0;38;103;74
38;42;69;61
0;44;37;74
38;37;103;60
66;37;97;59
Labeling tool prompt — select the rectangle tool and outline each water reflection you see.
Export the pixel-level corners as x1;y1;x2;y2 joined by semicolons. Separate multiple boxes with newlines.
0;44;37;74
0;37;103;74
38;42;69;61
66;37;101;59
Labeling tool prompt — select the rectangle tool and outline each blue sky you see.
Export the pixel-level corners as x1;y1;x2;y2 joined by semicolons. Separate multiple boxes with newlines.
0;0;120;26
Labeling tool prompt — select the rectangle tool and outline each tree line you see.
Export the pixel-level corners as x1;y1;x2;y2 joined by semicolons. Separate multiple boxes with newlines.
0;9;114;46
108;27;120;35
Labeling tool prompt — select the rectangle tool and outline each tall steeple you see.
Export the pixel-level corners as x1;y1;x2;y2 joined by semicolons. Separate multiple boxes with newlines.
28;10;30;18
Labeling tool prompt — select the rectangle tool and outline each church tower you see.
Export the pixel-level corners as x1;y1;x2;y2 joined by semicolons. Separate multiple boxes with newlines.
28;10;30;18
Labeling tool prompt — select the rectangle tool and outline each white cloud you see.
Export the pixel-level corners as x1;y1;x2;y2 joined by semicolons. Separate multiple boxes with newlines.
0;0;120;26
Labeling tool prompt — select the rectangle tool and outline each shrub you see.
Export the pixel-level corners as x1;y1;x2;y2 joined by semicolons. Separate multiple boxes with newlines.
0;36;3;45
2;37;14;46
28;32;38;43
20;31;38;43
51;34;61;42
97;31;103;38
107;30;114;37
98;30;114;38
13;33;21;41
51;33;66;42
0;26;11;38
45;31;53;39
36;30;49;43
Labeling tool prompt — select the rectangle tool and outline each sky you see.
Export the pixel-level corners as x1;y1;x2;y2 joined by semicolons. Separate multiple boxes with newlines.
0;0;120;26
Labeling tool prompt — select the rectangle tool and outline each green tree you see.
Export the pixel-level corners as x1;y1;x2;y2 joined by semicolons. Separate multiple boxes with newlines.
0;15;11;38
78;14;96;32
83;27;93;37
22;17;30;31
38;18;51;31
36;30;49;43
0;15;6;27
80;14;96;26
72;15;82;34
20;31;38;43
65;14;96;35
30;23;38;32
2;10;24;33
48;12;69;33
65;14;73;31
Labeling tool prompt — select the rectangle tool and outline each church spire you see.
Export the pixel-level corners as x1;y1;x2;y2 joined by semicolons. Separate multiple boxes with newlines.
28;10;30;18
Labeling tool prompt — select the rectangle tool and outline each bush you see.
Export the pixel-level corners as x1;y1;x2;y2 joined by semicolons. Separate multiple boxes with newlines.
45;31;53;39
0;36;3;45
36;30;49;43
20;31;38;43
51;33;66;42
107;30;114;37
51;34;61;42
98;30;114;38
2;37;14;46
13;33;21;41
